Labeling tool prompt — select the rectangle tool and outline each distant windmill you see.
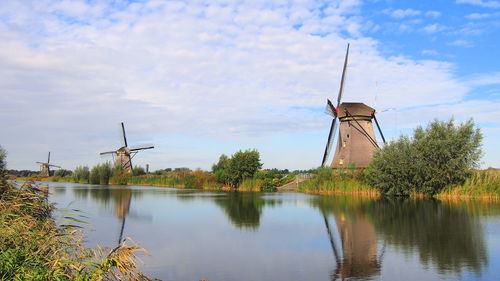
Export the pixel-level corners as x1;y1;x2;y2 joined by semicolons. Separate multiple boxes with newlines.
36;152;61;176
322;44;386;168
100;122;154;172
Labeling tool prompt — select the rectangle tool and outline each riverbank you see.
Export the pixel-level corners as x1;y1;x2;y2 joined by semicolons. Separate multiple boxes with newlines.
15;168;499;200
0;180;151;280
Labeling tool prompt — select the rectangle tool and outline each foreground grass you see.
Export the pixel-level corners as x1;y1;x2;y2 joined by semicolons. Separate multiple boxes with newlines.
437;169;500;200
0;181;151;281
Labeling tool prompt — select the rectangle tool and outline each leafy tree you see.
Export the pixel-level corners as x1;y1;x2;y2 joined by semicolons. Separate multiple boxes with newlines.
212;150;263;187
365;118;483;196
0;146;7;191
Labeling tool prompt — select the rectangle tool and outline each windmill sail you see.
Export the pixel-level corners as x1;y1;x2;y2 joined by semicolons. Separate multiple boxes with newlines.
100;122;155;172
322;43;350;167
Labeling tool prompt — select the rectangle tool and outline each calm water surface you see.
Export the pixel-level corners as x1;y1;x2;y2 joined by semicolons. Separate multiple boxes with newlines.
43;182;500;281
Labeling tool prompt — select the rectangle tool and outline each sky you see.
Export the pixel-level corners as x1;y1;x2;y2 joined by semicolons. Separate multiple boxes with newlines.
0;0;499;171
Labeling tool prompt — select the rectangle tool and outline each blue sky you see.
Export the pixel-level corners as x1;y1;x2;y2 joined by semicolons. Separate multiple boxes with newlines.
0;0;498;171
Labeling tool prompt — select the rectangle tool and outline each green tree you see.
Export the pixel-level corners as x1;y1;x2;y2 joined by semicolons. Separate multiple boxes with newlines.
365;118;483;196
133;166;146;176
0;146;7;191
212;150;263;187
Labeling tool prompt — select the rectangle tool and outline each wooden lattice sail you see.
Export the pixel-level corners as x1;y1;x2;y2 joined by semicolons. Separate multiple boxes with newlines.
100;122;154;173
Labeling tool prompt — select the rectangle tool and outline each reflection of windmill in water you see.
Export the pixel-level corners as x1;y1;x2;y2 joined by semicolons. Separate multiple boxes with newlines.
36;152;61;176
322;44;386;168
100;122;154;173
322;210;383;280
114;188;132;246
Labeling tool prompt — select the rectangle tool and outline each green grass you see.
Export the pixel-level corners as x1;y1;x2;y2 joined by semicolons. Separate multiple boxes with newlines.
438;169;500;200
127;171;222;189
299;167;379;196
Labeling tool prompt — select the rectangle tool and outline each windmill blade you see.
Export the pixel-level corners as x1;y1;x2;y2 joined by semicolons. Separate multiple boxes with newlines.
336;43;350;108
100;150;117;155
321;117;338;167
47;152;51;164
121;122;128;148
48;164;62;168
129;145;154;152
36;161;47;165
377;107;397;113
324;99;337;117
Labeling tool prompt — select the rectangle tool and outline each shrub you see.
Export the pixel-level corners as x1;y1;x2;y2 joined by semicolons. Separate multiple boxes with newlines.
365;118;483;196
73;166;90;184
89;162;112;185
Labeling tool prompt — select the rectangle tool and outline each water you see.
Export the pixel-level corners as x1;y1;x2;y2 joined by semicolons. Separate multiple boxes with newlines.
44;182;500;281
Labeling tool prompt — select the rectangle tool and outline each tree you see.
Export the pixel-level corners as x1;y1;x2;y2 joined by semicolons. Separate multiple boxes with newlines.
365;118;483;196
212;150;263;187
0;146;7;190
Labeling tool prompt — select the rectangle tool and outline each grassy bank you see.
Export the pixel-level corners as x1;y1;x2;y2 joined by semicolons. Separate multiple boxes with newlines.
0;181;151;280
437;169;500;201
127;171;224;190
298;167;379;197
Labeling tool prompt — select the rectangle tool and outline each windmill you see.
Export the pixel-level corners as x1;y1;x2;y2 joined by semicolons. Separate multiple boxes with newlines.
100;122;154;172
36;152;61;177
321;44;386;168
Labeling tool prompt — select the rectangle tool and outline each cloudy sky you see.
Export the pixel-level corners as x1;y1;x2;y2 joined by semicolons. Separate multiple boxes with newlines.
1;0;499;171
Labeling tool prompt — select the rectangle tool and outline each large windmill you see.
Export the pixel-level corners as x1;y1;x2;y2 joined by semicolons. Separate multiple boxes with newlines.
36;152;61;177
100;122;154;172
321;44;386;168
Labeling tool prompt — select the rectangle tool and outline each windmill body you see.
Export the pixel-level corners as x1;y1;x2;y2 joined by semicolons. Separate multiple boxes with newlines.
331;103;378;168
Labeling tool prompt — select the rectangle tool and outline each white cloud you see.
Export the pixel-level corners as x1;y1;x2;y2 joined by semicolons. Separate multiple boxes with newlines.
385;8;421;19
466;11;500;19
425;11;441;18
422;49;438;55
449;39;474;47
422;23;447;33
0;0;495;170
456;0;500;8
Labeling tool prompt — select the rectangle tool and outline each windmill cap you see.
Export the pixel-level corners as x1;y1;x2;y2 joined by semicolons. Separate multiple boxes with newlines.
338;102;375;118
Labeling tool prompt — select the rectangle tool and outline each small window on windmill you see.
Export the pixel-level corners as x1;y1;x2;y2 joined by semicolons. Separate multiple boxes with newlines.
339;159;344;165
347;134;349;138
342;141;346;147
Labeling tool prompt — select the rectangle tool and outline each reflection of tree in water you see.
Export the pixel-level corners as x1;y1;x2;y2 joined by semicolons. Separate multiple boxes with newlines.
214;192;281;230
312;196;488;279
369;198;487;274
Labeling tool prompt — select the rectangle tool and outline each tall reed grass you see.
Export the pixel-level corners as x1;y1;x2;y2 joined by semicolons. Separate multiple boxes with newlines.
299;167;379;196
438;169;500;200
0;180;151;280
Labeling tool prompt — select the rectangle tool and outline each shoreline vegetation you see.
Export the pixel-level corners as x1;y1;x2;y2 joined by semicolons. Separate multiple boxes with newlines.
7;119;500;200
1;146;153;280
13;167;500;200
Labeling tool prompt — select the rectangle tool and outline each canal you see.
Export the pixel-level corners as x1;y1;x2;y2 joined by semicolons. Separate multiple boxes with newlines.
45;182;500;281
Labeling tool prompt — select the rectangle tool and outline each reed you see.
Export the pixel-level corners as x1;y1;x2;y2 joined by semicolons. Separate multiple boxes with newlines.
437;169;500;200
299;167;379;196
0;180;151;280
128;171;222;189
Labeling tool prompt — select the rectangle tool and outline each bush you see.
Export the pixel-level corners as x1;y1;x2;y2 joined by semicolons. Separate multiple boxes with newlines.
365;118;483;196
73;166;90;184
89;162;112;185
0;146;7;192
133;166;146;176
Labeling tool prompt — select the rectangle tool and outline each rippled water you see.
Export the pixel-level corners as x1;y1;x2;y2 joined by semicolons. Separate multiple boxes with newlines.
43;182;500;281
